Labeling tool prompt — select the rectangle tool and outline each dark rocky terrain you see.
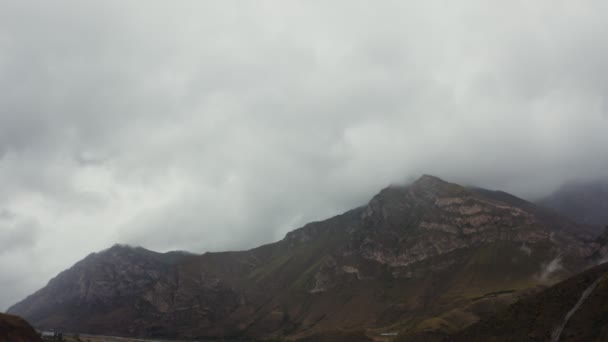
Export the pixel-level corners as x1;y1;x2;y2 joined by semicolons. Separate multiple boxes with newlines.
450;260;608;341
0;313;42;342
8;175;606;340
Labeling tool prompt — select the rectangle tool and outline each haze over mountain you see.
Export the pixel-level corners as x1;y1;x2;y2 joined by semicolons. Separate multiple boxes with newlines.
2;0;608;316
9;176;607;340
539;179;608;234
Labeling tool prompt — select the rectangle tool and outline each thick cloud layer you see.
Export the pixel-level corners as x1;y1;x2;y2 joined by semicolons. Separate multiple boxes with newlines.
1;0;608;310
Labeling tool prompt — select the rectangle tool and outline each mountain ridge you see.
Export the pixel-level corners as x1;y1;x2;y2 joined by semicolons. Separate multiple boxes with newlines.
8;175;605;340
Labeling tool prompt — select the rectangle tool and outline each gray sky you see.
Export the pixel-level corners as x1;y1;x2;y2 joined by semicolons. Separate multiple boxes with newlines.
1;0;608;311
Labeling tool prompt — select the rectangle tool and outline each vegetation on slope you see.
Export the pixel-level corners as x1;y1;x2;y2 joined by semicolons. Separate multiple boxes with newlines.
450;262;608;341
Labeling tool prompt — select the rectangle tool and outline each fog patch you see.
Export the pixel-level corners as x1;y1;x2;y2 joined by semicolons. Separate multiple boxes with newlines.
519;242;532;256
0;218;39;255
538;255;564;282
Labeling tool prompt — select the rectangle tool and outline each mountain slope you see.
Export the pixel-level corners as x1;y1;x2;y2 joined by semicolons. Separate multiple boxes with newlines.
8;175;601;340
539;179;608;234
0;313;42;342
450;261;608;341
7;245;198;337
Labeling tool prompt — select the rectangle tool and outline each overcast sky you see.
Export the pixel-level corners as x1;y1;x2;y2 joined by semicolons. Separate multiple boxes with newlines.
1;0;608;311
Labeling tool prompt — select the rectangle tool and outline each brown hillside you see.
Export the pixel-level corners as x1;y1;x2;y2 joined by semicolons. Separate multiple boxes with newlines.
0;313;41;342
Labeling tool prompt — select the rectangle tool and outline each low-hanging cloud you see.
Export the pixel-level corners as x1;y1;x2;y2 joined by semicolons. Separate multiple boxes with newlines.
1;0;608;310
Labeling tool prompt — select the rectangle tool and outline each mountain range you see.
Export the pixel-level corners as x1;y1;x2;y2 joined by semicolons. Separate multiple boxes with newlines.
7;175;608;341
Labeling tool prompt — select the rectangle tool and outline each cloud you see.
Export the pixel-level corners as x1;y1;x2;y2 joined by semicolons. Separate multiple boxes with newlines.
1;0;608;310
0;217;39;255
538;255;564;283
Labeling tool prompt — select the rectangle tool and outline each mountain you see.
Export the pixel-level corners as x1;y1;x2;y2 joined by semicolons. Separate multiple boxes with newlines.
8;245;196;337
539;179;608;234
0;313;42;342
8;175;603;340
450;260;608;341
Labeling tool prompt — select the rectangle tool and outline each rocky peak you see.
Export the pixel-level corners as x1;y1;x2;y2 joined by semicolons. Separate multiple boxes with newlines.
83;244;160;269
98;244;192;266
352;174;598;272
108;243;138;251
412;174;447;187
363;175;467;228
410;174;466;198
7;244;183;323
105;243;153;256
373;175;464;203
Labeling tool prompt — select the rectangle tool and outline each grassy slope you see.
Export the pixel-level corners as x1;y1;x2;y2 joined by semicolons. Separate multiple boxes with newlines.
450;262;608;341
282;239;562;340
384;241;555;340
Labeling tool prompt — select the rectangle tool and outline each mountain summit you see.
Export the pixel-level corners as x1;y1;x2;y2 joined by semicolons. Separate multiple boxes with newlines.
8;175;604;340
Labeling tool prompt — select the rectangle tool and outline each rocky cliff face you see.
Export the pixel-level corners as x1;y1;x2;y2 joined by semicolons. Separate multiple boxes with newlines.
8;245;250;338
311;176;594;292
8;175;604;340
